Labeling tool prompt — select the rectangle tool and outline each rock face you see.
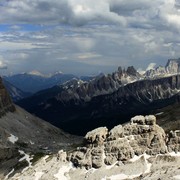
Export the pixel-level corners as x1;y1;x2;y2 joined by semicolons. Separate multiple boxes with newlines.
0;78;16;164
0;145;19;163
146;58;180;78
167;130;180;152
3;79;31;102
85;127;108;144
68;115;179;169
56;65;141;102
0;77;15;116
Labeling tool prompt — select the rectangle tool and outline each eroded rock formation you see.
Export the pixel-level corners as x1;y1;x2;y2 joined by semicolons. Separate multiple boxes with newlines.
68;115;179;169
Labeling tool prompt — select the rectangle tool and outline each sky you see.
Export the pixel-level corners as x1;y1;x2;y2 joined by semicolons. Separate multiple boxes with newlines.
1;0;180;76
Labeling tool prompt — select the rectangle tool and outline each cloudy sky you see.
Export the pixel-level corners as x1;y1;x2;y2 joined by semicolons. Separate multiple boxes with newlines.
1;0;180;76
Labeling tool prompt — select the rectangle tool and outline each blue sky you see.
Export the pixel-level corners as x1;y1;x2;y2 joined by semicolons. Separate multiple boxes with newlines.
0;0;180;76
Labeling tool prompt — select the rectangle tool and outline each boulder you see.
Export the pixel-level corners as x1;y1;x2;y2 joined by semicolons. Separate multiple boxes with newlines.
108;125;124;140
57;150;67;162
131;115;145;125
91;147;104;168
85;127;108;145
145;115;156;125
167;130;180;152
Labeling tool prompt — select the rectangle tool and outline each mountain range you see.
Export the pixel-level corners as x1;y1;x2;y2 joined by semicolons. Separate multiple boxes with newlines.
17;58;180;135
3;71;77;93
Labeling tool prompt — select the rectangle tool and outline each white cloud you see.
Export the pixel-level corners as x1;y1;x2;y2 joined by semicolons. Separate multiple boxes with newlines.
1;0;180;75
0;41;38;50
146;63;156;71
77;52;102;59
0;56;7;69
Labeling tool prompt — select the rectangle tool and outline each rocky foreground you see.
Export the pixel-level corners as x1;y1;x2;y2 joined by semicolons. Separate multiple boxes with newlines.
5;115;180;180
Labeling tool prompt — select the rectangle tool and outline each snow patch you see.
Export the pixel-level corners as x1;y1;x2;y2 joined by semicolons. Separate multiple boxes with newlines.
103;154;152;180
144;155;152;174
155;112;164;116
18;150;33;172
43;155;49;161
8;134;18;144
174;175;180;180
129;155;141;162
54;163;74;180
129;153;151;163
30;140;34;145
169;152;180;157
35;172;44;180
5;168;14;180
106;161;118;169
102;173;142;180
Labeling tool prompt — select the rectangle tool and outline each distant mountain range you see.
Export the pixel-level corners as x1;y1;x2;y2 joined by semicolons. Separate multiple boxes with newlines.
17;58;180;135
3;71;77;93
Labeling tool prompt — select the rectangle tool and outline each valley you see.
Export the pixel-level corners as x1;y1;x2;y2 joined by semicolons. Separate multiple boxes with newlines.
16;59;180;135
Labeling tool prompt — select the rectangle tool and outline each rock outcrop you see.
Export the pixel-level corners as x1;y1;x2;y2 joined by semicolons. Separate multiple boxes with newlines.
0;77;15;116
68;115;179;169
146;58;180;78
167;130;180;152
85;127;108;144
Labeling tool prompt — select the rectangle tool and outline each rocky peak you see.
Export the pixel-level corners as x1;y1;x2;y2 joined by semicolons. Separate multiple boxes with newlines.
166;59;180;74
68;115;179;169
117;66;123;75
145;58;180;78
126;66;138;76
57;65;141;103
166;58;180;66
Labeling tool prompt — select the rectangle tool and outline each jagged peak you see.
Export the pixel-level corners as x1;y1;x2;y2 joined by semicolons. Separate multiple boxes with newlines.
126;66;138;76
118;66;123;74
166;58;180;67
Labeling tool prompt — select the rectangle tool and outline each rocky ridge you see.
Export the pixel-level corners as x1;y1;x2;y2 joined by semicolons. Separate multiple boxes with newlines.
43;59;180;103
5;115;180;180
145;58;180;78
57;66;141;102
69;115;179;169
